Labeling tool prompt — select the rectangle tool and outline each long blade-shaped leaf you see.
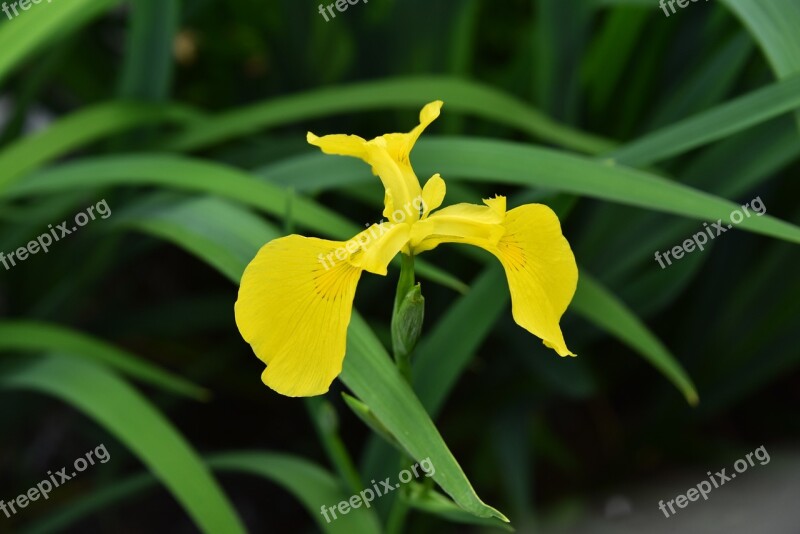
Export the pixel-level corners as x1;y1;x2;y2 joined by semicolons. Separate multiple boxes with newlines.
0;321;206;400
572;274;698;405
250;139;800;244
5;157;467;293
22;452;382;534
0;0;121;86
163;76;613;154
0;105;199;191
1;355;245;534
608;72;800;166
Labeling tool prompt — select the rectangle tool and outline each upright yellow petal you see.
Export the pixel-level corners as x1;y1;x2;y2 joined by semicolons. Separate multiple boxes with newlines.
410;200;577;356
307;101;443;224
235;236;362;397
379;100;442;166
420;174;446;218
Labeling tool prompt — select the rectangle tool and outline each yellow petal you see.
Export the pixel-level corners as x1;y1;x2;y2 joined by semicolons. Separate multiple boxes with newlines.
410;200;577;356
351;222;411;275
379;100;442;166
306;101;443;224
409;198;506;253
234;235;362;397
364;140;422;222
420;173;446;218
492;205;578;356
306;132;367;159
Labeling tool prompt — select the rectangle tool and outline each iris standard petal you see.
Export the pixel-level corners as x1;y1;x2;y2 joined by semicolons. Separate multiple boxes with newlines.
235;235;363;397
420;173;446;217
307;101;443;224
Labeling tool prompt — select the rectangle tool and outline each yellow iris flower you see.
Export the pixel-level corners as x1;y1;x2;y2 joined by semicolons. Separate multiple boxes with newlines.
235;101;578;397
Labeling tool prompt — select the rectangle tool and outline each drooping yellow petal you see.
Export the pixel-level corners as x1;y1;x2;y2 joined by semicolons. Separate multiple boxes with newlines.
235;221;412;396
235;236;362;396
410;200;577;356
307;101;443;224
491;205;578;357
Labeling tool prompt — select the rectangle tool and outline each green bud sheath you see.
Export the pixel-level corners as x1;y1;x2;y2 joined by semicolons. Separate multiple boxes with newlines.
391;253;425;381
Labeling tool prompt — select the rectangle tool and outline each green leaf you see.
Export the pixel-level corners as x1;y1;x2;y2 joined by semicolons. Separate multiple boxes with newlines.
209;452;382;534
572;274;699;405
722;0;800;128
163;76;614;155
252;138;800;245
1;355;245;534
608;72;800;166
0;0;121;86
413;264;509;416
402;484;513;531
22;452;382;534
341;313;508;522
415;138;800;244
342;392;404;452
115;194;282;284
6;156;467;293
118;0;179;101
0;321;207;400
0;104;200;191
722;0;800;79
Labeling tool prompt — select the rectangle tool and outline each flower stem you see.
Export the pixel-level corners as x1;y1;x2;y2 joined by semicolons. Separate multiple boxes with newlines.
391;253;423;383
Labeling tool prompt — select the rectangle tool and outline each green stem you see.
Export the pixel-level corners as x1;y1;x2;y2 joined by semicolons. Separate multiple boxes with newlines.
392;253;417;383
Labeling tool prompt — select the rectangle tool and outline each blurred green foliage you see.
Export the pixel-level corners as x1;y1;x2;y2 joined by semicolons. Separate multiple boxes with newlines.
0;0;798;532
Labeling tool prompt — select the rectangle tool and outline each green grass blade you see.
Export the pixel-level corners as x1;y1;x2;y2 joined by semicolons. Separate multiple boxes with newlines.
0;321;207;400
0;104;200;191
572;274;698;405
6;156;466;293
608;72;800;166
0;0;121;86
209;452;382;534
118;0;179;101
0;355;246;534
341;313;508;522
413;138;800;244
116;194;282;284
252;138;800;244
413;265;509;416
722;0;800;79
163;76;614;154
21;452;382;534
